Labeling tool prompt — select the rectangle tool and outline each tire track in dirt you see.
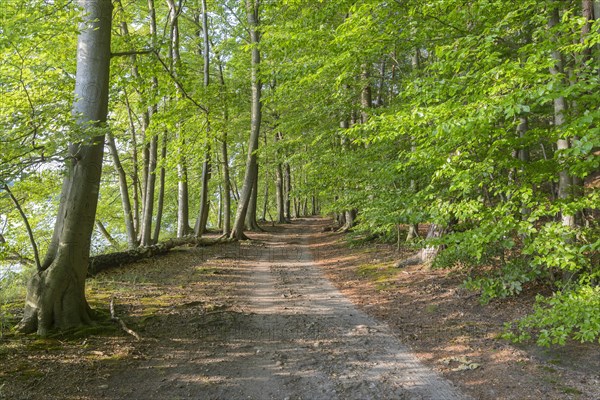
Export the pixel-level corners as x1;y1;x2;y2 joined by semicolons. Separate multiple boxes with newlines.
201;220;471;400
89;220;471;400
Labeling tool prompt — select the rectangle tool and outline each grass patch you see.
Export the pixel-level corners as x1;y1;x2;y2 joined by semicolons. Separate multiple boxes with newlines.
194;266;220;275
356;262;399;291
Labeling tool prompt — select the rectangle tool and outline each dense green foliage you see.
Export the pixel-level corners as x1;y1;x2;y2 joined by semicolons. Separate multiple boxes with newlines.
1;0;598;344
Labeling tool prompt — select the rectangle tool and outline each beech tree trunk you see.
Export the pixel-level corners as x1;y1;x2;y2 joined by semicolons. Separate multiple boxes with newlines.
284;163;291;221
195;140;212;236
276;162;285;223
18;0;112;335
221;131;231;236
549;7;575;230
246;163;262;230
152;133;167;243
106;133;137;249
140;135;157;246
230;0;262;240
217;58;231;236
194;0;212;237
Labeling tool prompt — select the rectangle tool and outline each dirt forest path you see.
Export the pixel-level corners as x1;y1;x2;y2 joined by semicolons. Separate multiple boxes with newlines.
85;218;469;400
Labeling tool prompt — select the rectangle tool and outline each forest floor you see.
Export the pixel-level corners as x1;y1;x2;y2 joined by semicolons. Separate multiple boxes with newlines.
0;217;598;399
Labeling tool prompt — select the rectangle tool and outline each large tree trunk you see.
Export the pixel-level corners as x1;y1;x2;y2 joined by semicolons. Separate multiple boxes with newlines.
245;162;262;231
396;224;444;268
230;0;262;240
18;0;112;335
106;133;137;249
338;209;357;232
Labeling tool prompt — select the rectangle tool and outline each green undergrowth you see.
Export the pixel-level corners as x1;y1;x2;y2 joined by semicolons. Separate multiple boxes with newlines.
503;286;600;346
347;222;600;346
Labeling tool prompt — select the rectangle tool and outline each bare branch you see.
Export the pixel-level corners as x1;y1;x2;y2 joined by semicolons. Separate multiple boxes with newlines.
1;184;41;271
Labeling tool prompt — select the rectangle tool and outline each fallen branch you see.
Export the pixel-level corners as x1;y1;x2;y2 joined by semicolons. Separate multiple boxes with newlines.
88;235;233;275
109;298;141;341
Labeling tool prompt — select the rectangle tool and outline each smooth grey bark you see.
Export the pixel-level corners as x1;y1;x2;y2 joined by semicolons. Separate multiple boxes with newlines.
517;117;530;163
406;224;419;241
195;140;212;236
165;0;191;237
276;163;285;223
396;224;445;267
549;7;575;229
260;133;269;222
140;135;157;245
283;163;291;221
18;0;112;335
152;133;167;243
106;132;137;249
139;0;160;244
116;0;145;236
246;162;262;230
217;58;232;236
123;90;140;234
95;221;119;249
275;133;285;224
339;210;356;231
194;0;212;237
230;0;262;240
261;173;269;222
177;162;191;237
221;132;232;236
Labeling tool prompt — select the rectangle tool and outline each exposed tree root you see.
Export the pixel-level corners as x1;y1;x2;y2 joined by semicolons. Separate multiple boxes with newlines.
110;298;141;341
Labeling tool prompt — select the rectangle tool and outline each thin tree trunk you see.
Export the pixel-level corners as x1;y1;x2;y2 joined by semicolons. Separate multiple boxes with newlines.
123;90;140;234
294;197;299;219
166;0;190;237
217;58;231;236
406;224;419;241
177;162;190;236
116;0;145;237
360;66;372;123
230;0;262;239
195;139;212;236
260;132;269;222
140;135;157;246
3;184;41;271
194;0;212;237
18;0;112;335
276;161;285;223
95;221;119;249
106;132;137;248
221;133;231;235
549;6;575;229
261;170;269;222
152;132;167;243
284;163;291;221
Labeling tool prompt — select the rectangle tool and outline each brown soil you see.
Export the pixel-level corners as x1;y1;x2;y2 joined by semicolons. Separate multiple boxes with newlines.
0;217;598;399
